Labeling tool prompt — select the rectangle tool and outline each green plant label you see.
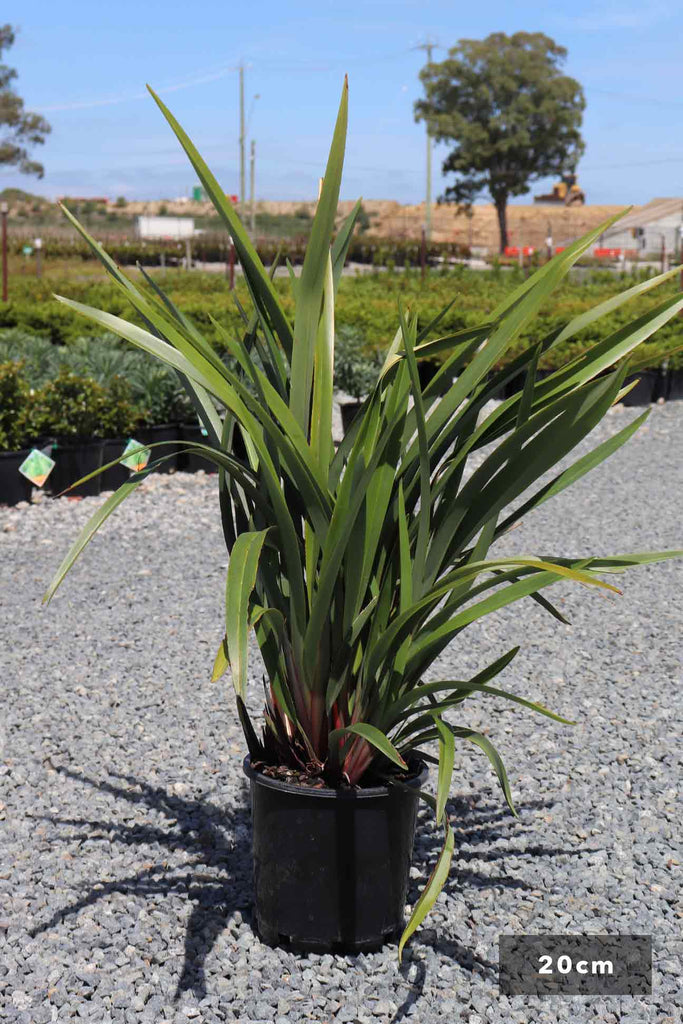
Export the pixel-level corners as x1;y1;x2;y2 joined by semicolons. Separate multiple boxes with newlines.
121;438;150;472
19;448;55;487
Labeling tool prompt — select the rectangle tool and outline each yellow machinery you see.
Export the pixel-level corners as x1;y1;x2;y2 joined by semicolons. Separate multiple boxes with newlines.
535;173;585;206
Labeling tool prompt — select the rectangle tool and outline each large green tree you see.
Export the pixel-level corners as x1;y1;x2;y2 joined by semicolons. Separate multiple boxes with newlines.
0;25;51;178
415;32;585;253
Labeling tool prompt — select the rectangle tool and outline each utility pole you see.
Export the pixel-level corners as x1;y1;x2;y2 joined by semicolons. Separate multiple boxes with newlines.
415;40;438;244
1;202;8;302
239;63;246;216
250;140;256;235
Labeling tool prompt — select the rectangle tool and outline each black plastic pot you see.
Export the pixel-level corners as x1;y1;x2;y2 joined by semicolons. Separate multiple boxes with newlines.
179;423;216;473
49;439;104;498
619;370;658;406
665;368;683;401
502;367;553;399
417;359;439;389
243;756;428;952
0;449;33;506
100;438;130;492
340;401;364;435
137;423;181;474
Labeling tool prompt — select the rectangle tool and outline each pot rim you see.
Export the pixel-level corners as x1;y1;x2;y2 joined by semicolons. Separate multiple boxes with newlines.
0;447;33;459
137;423;181;434
52;437;105;450
243;753;427;800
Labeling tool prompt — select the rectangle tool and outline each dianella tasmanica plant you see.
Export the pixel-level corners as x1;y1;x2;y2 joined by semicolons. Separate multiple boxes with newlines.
45;79;683;958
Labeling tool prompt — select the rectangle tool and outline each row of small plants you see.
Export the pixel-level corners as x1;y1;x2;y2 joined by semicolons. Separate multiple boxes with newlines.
7;232;470;267
1;264;681;369
0;333;191;452
0;328;383;455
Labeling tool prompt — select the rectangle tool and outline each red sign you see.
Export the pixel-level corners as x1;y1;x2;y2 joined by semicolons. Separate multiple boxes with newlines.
504;246;535;257
594;248;622;258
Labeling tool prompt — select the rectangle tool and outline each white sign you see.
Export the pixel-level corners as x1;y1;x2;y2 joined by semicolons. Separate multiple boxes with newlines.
136;216;195;240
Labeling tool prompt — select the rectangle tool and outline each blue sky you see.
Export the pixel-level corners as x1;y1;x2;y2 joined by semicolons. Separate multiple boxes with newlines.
4;0;683;206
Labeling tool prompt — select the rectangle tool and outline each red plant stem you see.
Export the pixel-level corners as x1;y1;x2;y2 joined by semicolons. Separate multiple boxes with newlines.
331;700;344;731
344;739;374;784
309;691;325;757
341;695;368;782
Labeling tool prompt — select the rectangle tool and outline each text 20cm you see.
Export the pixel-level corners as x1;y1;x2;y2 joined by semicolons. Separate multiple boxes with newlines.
538;956;614;976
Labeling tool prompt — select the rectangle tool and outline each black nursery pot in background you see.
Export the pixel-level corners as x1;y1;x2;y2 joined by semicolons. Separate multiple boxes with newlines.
619;370;658;407
49;439;104;498
417;359;439;389
0;449;33;506
179;422;218;473
339;401;363;435
243;756;427;953
100;438;130;492
137;423;181;474
502;367;553;399
667;368;683;401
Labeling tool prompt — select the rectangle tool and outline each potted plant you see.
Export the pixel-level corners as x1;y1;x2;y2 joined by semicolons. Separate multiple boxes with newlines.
333;326;383;433
100;375;143;491
44;82;682;958
34;369;110;498
127;358;188;472
0;331;59;387
0;361;40;505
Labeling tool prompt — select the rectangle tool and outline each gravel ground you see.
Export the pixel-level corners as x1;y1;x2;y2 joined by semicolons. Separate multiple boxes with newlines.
1;401;682;1024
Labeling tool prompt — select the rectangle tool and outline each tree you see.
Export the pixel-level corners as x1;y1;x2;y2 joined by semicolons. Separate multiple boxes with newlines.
0;25;51;178
415;32;585;253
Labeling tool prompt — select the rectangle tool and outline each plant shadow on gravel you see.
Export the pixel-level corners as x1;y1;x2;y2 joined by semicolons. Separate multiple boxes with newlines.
402;793;595;988
29;770;595;1013
30;765;253;1001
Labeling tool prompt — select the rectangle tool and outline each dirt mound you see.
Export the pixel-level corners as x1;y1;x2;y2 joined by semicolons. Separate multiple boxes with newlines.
60;196;633;253
262;199;632;251
337;200;630;250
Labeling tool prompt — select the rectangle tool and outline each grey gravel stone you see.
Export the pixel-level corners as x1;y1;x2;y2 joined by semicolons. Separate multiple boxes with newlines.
2;405;682;1023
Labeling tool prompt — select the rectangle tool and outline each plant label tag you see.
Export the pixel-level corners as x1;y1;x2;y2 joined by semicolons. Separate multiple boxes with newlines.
19;448;55;487
121;438;151;472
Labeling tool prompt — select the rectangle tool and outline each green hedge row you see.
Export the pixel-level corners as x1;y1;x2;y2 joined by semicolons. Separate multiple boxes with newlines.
1;264;681;369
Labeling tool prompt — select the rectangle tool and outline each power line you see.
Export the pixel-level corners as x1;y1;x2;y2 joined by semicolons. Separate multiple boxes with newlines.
248;50;414;72
33;148;683;181
587;86;683;108
36;50;415;113
580;155;683;171
38;62;241;112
